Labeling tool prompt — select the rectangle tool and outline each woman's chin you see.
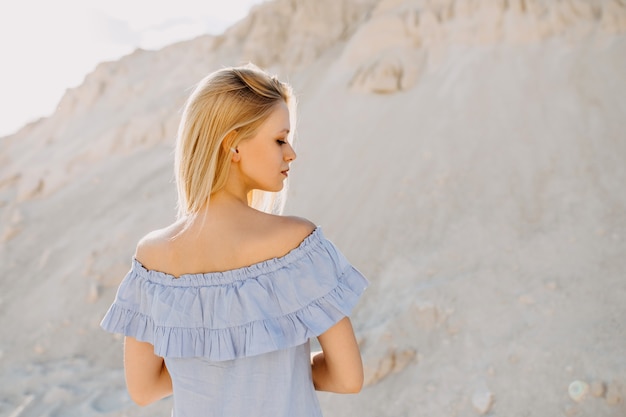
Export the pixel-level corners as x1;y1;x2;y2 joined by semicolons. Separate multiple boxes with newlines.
256;183;284;193
272;183;285;192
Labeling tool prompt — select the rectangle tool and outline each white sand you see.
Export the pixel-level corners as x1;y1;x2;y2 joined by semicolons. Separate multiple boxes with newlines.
1;0;625;416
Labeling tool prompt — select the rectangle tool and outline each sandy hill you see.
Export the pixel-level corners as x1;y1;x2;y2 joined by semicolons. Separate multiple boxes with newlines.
1;0;625;416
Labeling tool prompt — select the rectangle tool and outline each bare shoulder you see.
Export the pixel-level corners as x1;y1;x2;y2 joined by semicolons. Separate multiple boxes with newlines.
278;215;317;241
280;215;317;235
134;224;180;269
259;214;317;254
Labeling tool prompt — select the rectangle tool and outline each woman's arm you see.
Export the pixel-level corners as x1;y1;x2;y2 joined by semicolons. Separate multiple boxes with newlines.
311;317;364;393
124;336;173;406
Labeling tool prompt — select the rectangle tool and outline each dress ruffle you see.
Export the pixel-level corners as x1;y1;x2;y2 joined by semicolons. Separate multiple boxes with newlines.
100;228;368;361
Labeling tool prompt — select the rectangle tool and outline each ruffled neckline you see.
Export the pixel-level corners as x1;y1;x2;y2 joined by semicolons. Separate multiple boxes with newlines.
101;225;369;360
131;227;324;286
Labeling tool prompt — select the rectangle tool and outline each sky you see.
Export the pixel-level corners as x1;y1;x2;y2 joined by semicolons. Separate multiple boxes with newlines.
0;0;264;137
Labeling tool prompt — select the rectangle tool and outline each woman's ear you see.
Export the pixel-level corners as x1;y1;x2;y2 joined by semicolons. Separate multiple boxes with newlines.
222;130;240;161
230;147;240;162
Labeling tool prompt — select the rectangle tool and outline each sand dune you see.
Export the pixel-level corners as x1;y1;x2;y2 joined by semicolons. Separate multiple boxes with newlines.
1;0;625;416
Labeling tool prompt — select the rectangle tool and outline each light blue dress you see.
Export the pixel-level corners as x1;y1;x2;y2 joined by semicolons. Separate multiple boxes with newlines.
101;227;368;417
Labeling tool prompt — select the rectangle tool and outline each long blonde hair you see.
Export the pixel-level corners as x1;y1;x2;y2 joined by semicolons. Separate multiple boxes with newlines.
175;64;295;219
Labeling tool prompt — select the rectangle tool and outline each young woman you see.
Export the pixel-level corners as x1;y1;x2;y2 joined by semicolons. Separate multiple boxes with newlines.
101;64;368;417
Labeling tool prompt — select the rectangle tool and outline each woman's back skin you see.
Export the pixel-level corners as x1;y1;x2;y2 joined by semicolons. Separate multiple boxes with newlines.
135;197;316;279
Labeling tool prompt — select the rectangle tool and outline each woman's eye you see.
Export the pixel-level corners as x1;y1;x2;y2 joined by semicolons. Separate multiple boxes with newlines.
276;139;287;145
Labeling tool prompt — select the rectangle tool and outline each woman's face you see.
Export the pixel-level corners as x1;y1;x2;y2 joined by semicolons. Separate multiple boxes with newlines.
236;101;296;192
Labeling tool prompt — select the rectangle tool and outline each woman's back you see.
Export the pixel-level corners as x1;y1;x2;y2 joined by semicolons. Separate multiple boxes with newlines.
135;201;317;279
134;212;328;417
165;341;321;416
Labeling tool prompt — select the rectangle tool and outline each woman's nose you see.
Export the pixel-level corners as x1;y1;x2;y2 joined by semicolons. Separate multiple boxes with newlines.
285;143;297;161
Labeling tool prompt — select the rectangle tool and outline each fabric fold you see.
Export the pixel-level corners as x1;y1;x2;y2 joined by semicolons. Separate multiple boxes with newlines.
100;227;368;361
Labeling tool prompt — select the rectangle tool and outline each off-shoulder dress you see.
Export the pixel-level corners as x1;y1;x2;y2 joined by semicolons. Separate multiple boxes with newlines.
101;227;368;417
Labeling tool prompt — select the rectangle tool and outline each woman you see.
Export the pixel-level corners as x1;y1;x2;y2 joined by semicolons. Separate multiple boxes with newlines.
101;64;368;417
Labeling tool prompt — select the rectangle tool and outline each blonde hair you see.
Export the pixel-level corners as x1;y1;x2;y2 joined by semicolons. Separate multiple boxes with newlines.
175;64;295;219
